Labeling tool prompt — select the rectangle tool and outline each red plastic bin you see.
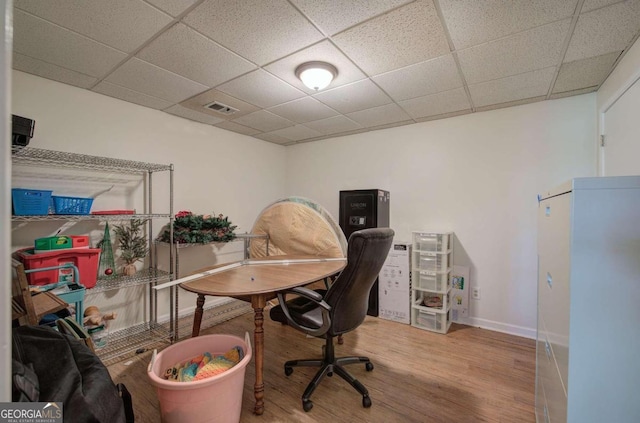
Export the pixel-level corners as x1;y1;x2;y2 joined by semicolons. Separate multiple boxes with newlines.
16;247;101;288
70;235;90;248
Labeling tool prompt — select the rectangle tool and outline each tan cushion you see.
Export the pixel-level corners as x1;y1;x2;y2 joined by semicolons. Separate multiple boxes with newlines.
250;198;346;258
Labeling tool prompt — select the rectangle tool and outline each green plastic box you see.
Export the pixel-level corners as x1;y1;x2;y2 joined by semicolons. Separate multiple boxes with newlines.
34;236;72;251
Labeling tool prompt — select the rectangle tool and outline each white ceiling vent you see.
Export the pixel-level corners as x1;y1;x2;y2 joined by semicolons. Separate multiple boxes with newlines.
204;101;239;115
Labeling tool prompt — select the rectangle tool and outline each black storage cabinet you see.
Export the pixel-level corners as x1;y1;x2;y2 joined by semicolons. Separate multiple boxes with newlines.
339;189;390;316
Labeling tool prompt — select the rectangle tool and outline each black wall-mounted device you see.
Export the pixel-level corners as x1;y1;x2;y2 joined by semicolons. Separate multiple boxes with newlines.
12;115;35;147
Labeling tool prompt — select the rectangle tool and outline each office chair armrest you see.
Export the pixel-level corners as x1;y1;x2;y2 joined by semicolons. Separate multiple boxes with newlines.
277;288;332;337
288;286;324;302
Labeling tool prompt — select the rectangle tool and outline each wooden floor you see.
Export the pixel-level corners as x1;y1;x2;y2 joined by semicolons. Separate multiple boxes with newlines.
108;310;536;423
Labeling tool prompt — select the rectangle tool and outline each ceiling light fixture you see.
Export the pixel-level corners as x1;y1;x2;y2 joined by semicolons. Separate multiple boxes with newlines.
295;61;338;91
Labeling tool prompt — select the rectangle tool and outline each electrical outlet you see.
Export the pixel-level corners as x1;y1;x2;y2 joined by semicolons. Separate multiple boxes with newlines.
471;287;481;300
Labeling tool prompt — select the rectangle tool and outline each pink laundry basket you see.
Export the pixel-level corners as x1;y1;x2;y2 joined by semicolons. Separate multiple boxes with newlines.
147;333;252;423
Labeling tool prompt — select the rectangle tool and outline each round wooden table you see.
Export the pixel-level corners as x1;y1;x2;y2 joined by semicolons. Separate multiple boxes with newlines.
180;256;345;415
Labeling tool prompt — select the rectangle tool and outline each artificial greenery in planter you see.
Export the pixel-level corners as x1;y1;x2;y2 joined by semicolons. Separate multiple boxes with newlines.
113;218;149;276
156;210;237;244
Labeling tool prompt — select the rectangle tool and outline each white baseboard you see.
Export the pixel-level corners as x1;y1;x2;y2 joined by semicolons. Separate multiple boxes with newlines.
158;300;537;340
156;296;238;324
454;316;536;340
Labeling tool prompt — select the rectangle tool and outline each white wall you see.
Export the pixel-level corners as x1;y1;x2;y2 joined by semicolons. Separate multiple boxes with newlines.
597;37;640;176
285;94;597;337
11;71;287;330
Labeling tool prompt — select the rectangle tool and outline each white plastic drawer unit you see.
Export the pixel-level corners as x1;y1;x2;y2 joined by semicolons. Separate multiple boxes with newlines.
412;232;451;253
413;251;451;272
413;309;449;333
414;291;451;312
413;269;449;292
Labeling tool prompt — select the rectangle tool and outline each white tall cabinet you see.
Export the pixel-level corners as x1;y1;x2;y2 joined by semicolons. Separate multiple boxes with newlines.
536;176;640;423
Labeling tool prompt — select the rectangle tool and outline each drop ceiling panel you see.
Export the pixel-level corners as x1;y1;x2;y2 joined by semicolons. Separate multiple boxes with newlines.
475;95;547;113
416;109;471;123
15;0;173;53
549;86;598;100
254;132;290;144
264;40;366;94
183;0;323;65
290;0;413;36
304;115;364;135
458;19;571;85
231;110;294;132
372;54;463;101
372;120;415;132
582;0;628;13
332;0;450;75
268;97;338;123
13;10;127;78
346;103;411;127
137;23;256;88
564;1;640;62
269;124;323;141
399;87;471;119
105;58;209;103
553;51;621;93
146;0;199;18
469;67;557;108
217;70;305;108
313;79;392;114
440;0;578;50
214;121;262;136
165;104;225;125
92;81;173;110
13;53;97;89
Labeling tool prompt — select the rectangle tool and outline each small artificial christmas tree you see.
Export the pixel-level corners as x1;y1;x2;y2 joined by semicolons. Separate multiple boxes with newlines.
97;222;116;279
113;218;149;276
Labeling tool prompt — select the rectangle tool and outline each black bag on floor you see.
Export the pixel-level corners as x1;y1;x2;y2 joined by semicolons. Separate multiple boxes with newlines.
12;325;127;423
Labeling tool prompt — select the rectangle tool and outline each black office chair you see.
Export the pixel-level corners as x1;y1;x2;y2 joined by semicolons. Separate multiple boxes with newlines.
270;228;394;412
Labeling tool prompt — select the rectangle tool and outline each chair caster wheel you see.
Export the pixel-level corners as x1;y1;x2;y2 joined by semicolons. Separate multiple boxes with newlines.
363;395;372;408
284;366;293;376
303;399;313;412
327;371;333;377
365;362;374;371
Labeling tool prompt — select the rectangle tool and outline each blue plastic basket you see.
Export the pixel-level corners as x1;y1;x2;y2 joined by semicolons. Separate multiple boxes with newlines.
12;188;53;215
52;195;94;215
